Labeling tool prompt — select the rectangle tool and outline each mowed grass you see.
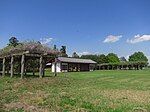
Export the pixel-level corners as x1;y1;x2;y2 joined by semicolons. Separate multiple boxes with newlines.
0;69;150;112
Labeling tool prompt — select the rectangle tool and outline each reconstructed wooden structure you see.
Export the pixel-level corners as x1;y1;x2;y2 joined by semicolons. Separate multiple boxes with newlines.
0;42;59;78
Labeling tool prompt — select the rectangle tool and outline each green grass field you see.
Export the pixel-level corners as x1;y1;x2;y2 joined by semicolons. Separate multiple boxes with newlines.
0;69;150;112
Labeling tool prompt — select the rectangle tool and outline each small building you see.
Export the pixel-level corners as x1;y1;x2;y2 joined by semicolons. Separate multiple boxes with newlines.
52;57;97;72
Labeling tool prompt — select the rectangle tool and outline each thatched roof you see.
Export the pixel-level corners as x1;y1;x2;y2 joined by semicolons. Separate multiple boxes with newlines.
0;41;60;58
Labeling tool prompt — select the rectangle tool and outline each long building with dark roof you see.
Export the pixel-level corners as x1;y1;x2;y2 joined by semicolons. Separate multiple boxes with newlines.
52;57;97;72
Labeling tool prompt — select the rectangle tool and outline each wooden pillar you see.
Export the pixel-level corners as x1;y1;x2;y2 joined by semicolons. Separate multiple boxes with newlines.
79;64;80;71
43;67;45;76
21;54;25;79
42;60;45;77
39;56;43;78
132;64;134;70
106;65;108;70
10;56;14;77
54;58;57;76
68;63;70;72
2;57;6;76
107;65;109;70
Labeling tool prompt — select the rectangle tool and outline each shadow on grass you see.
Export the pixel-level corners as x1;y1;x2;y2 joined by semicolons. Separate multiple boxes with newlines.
0;72;56;78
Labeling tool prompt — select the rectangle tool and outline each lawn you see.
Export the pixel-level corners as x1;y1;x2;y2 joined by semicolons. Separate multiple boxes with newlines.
0;69;150;112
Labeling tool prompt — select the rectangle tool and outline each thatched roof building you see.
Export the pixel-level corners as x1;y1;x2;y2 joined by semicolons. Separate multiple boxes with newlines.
0;41;60;78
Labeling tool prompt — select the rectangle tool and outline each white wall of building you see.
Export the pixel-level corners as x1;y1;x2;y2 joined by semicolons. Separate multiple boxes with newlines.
52;62;61;72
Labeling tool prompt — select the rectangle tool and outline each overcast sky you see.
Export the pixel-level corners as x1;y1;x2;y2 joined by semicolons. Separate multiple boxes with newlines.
0;0;150;62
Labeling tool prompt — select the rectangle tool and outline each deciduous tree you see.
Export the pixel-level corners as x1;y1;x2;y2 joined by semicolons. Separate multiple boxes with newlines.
106;53;120;63
98;54;109;64
129;52;148;62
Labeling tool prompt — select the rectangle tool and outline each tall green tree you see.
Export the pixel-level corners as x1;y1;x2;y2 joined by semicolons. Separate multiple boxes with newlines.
60;46;68;57
98;54;109;64
60;46;66;53
106;53;120;63
8;37;19;47
129;52;148;62
53;45;57;50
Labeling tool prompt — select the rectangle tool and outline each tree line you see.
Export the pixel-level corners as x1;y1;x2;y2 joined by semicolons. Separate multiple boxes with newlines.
72;52;149;70
72;52;148;63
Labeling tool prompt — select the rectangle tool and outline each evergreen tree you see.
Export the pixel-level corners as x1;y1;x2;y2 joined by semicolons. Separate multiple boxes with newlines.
129;52;148;62
8;37;19;47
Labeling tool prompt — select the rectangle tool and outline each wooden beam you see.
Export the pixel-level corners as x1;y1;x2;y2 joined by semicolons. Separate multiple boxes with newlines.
2;57;6;76
39;56;43;78
0;51;29;59
21;54;25;79
0;51;55;59
26;53;41;57
10;56;14;77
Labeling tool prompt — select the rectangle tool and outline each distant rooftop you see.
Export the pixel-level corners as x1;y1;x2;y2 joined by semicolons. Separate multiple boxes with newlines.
57;57;97;64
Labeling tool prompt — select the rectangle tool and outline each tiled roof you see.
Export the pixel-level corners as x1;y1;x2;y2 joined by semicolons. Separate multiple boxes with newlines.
57;57;97;64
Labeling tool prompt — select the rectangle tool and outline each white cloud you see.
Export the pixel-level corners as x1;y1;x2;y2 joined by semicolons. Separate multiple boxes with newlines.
78;51;91;56
103;35;122;43
127;34;150;44
40;37;53;45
